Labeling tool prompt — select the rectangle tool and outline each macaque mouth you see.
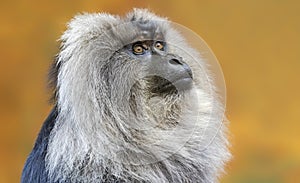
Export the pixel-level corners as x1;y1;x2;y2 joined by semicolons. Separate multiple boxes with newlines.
150;76;192;94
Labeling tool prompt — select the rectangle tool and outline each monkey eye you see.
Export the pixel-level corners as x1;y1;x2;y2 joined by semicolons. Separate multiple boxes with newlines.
132;44;145;55
154;41;164;50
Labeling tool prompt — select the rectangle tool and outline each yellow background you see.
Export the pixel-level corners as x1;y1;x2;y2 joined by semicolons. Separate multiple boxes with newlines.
1;0;299;182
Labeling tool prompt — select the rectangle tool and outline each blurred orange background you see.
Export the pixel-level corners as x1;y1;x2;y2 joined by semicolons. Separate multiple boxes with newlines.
1;0;300;182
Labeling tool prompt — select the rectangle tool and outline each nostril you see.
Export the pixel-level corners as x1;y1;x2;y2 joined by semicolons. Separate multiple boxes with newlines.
169;59;182;65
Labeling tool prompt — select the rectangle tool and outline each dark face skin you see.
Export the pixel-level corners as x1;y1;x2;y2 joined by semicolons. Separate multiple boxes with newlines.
125;20;193;95
126;39;193;94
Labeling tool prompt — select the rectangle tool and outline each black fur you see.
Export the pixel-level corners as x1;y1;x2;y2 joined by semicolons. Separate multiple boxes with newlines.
48;56;61;104
21;107;58;183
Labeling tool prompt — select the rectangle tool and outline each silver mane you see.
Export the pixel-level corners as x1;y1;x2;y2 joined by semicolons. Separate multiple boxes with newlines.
45;8;230;183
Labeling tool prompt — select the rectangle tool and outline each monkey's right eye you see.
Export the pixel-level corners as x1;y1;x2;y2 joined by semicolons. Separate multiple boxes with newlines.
132;44;145;55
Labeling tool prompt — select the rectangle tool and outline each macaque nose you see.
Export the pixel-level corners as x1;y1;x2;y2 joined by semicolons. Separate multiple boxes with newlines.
168;58;193;79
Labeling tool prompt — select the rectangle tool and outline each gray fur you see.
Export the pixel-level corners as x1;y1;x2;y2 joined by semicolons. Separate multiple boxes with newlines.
46;8;231;183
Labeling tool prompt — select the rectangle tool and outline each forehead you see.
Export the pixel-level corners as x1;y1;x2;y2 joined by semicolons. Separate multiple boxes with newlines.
113;19;166;46
131;20;165;42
